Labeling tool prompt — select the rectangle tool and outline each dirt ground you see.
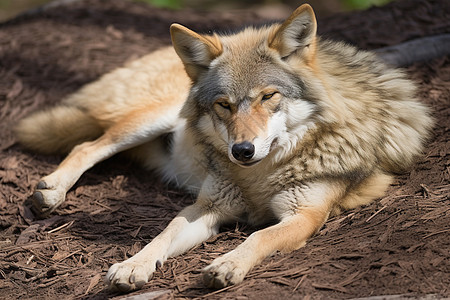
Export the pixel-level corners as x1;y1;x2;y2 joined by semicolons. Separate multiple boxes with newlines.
0;0;449;299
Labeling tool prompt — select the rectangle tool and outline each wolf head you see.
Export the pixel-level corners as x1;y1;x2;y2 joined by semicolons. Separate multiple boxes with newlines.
171;4;319;167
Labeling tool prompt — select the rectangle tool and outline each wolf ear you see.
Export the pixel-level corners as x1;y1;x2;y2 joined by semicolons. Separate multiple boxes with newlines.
170;24;223;81
269;4;317;60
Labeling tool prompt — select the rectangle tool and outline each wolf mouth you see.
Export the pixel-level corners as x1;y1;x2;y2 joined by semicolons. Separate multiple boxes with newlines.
238;159;262;167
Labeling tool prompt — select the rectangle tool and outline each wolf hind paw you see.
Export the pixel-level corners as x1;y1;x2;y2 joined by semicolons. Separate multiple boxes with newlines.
32;180;67;216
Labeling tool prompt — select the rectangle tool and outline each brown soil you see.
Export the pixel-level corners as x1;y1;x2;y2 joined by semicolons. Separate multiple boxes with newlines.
0;0;449;299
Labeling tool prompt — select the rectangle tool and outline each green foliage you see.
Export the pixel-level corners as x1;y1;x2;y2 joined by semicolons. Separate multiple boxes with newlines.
133;0;394;11
134;0;182;9
342;0;392;10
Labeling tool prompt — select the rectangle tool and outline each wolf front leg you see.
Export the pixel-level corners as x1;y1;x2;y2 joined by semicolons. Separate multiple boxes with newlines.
32;108;180;215
203;181;345;289
106;175;245;292
106;204;219;292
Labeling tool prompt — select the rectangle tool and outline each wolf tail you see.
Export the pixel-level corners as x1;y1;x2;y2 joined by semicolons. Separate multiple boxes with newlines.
15;105;103;155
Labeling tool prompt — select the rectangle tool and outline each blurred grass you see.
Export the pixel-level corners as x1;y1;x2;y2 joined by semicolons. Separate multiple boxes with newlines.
135;0;393;10
136;0;182;9
342;0;392;9
0;0;393;22
0;0;50;21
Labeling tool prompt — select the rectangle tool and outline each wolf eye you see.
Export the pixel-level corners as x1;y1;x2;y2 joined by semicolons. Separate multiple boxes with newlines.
217;101;231;110
262;92;277;101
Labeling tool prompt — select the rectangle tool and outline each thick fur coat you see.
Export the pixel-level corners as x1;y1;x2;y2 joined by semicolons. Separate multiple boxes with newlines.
15;4;432;291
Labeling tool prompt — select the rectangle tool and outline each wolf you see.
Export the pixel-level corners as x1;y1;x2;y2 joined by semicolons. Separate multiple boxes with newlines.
15;4;433;292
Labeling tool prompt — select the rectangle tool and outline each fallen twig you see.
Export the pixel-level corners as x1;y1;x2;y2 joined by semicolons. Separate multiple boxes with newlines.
201;285;236;298
84;273;102;295
56;249;82;262
47;220;74;234
423;228;450;239
366;206;387;223
293;274;307;292
312;282;348;293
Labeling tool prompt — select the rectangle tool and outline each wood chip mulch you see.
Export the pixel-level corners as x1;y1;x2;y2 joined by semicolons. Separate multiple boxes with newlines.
0;0;449;299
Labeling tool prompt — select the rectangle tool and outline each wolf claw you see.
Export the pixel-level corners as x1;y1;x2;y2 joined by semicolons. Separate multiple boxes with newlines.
32;181;66;215
106;261;153;292
202;259;246;289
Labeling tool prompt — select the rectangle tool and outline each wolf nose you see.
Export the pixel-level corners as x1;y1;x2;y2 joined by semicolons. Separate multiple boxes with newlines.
232;141;255;162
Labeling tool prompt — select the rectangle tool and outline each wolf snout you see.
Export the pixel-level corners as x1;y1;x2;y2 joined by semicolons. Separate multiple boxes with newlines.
231;141;255;162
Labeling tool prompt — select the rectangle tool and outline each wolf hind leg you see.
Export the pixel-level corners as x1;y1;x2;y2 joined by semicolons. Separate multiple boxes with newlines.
331;171;393;215
32;108;181;215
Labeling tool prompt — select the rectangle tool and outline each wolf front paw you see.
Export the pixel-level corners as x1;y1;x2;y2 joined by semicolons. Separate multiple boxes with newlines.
32;180;67;215
105;261;154;292
202;257;247;289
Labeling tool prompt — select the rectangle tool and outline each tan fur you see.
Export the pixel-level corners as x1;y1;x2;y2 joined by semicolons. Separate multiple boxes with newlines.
333;171;393;215
15;4;432;292
16;46;190;155
15;105;103;154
